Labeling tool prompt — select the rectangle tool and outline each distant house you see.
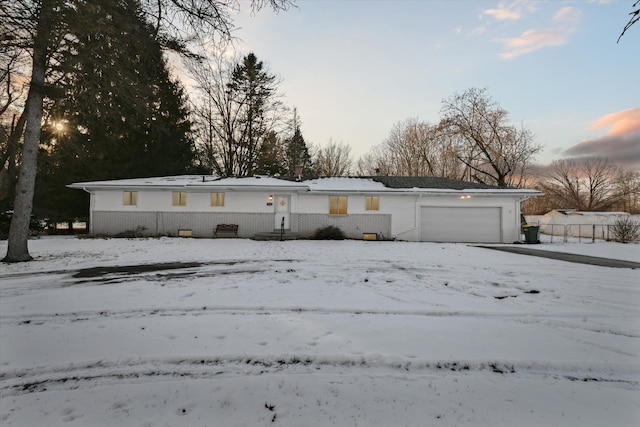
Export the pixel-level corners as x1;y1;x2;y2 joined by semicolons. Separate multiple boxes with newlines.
68;175;542;243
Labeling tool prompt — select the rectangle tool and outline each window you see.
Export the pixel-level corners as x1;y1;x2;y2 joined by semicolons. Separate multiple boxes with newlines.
365;196;379;211
123;191;137;206
329;196;348;215
211;192;225;206
172;191;187;206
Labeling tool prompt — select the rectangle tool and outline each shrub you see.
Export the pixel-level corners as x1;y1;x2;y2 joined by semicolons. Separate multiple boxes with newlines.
610;216;640;243
313;225;346;240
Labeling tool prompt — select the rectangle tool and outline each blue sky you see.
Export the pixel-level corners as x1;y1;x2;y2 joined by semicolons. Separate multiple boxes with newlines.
229;0;639;169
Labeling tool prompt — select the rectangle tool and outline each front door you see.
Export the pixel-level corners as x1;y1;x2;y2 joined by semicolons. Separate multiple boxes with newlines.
274;195;290;230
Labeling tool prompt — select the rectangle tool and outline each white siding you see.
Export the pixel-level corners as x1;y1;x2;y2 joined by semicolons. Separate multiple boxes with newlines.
93;189;288;213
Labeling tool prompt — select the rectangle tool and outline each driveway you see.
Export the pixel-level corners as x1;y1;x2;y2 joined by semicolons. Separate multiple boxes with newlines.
478;245;640;269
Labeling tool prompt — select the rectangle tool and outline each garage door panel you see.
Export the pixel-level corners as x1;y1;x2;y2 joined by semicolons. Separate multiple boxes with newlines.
420;207;501;243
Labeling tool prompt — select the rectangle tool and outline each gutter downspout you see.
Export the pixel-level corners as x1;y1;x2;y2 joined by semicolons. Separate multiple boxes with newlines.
80;187;93;235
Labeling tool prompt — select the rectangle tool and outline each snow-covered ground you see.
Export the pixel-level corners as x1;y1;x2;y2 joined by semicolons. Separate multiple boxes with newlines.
1;236;639;426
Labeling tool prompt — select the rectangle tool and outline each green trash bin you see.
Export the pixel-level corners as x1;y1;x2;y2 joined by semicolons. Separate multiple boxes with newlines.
523;225;540;244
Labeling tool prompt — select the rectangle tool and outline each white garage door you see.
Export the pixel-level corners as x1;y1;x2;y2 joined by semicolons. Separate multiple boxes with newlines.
420;207;502;243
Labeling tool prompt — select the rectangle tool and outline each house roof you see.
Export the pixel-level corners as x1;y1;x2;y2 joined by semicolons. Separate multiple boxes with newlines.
544;209;630;216
369;176;497;190
69;175;542;196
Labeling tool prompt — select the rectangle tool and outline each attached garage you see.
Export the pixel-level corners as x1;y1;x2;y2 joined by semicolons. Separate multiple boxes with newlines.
420;207;502;243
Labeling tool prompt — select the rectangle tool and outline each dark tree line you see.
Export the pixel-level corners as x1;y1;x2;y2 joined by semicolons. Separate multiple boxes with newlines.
1;0;294;262
34;0;196;222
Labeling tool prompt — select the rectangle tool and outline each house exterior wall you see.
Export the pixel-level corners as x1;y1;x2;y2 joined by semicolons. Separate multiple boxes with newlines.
90;211;273;238
84;187;524;243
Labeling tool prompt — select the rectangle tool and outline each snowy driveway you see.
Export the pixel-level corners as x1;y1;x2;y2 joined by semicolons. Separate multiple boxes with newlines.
1;237;639;426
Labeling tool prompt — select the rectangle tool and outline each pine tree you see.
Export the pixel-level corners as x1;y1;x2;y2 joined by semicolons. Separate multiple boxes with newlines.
254;131;287;176
34;0;195;220
226;52;279;176
284;109;314;177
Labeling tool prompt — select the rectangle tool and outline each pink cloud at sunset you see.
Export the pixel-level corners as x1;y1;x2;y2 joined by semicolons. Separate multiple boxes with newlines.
498;28;566;59
495;6;580;59
563;108;640;169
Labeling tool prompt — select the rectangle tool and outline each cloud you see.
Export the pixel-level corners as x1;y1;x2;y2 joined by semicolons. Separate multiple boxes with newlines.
494;6;581;59
553;6;581;24
483;4;522;21
497;28;567;59
481;1;537;21
562;108;640;169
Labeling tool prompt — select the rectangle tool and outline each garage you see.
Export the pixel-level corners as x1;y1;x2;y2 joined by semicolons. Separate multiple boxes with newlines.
420;207;502;243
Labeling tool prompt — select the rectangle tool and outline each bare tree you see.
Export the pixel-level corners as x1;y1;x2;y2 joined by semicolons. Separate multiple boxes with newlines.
440;88;542;188
385;118;438;176
357;118;460;177
314;139;353;176
618;0;639;43
356;143;392;176
189;52;286;176
612;168;640;214
190;54;243;176
540;158;621;211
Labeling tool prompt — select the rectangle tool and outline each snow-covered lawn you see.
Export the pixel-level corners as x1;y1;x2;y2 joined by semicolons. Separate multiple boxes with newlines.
1;236;639;426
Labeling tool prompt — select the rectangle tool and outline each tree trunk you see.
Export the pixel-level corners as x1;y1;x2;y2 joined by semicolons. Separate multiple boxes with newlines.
3;1;51;263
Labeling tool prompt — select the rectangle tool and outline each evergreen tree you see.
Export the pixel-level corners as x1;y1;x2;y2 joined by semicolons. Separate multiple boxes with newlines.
254;131;287;176
226;52;279;176
284;109;314;177
34;0;195;220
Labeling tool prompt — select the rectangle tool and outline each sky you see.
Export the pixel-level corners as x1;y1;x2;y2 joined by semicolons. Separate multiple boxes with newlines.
222;0;639;169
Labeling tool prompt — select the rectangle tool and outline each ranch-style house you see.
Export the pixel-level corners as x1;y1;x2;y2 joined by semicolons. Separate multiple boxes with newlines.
68;175;542;243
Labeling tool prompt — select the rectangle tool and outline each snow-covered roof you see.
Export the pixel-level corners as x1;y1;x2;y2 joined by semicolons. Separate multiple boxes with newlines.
545;210;630;216
69;175;308;190
571;211;630;216
304;177;391;192
68;175;205;188
69;175;542;196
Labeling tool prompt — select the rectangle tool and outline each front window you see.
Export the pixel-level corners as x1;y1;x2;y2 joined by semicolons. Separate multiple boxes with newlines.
211;192;225;206
172;192;187;206
329;196;348;215
365;196;379;211
123;191;137;206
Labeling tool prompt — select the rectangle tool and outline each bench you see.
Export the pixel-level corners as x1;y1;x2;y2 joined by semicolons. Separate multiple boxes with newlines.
214;224;238;238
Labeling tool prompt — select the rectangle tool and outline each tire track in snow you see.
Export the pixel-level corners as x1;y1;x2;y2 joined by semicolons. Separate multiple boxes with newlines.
3;305;630;331
2;355;637;398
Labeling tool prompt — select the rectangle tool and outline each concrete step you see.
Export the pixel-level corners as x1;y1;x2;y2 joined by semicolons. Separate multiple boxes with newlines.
252;231;301;241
